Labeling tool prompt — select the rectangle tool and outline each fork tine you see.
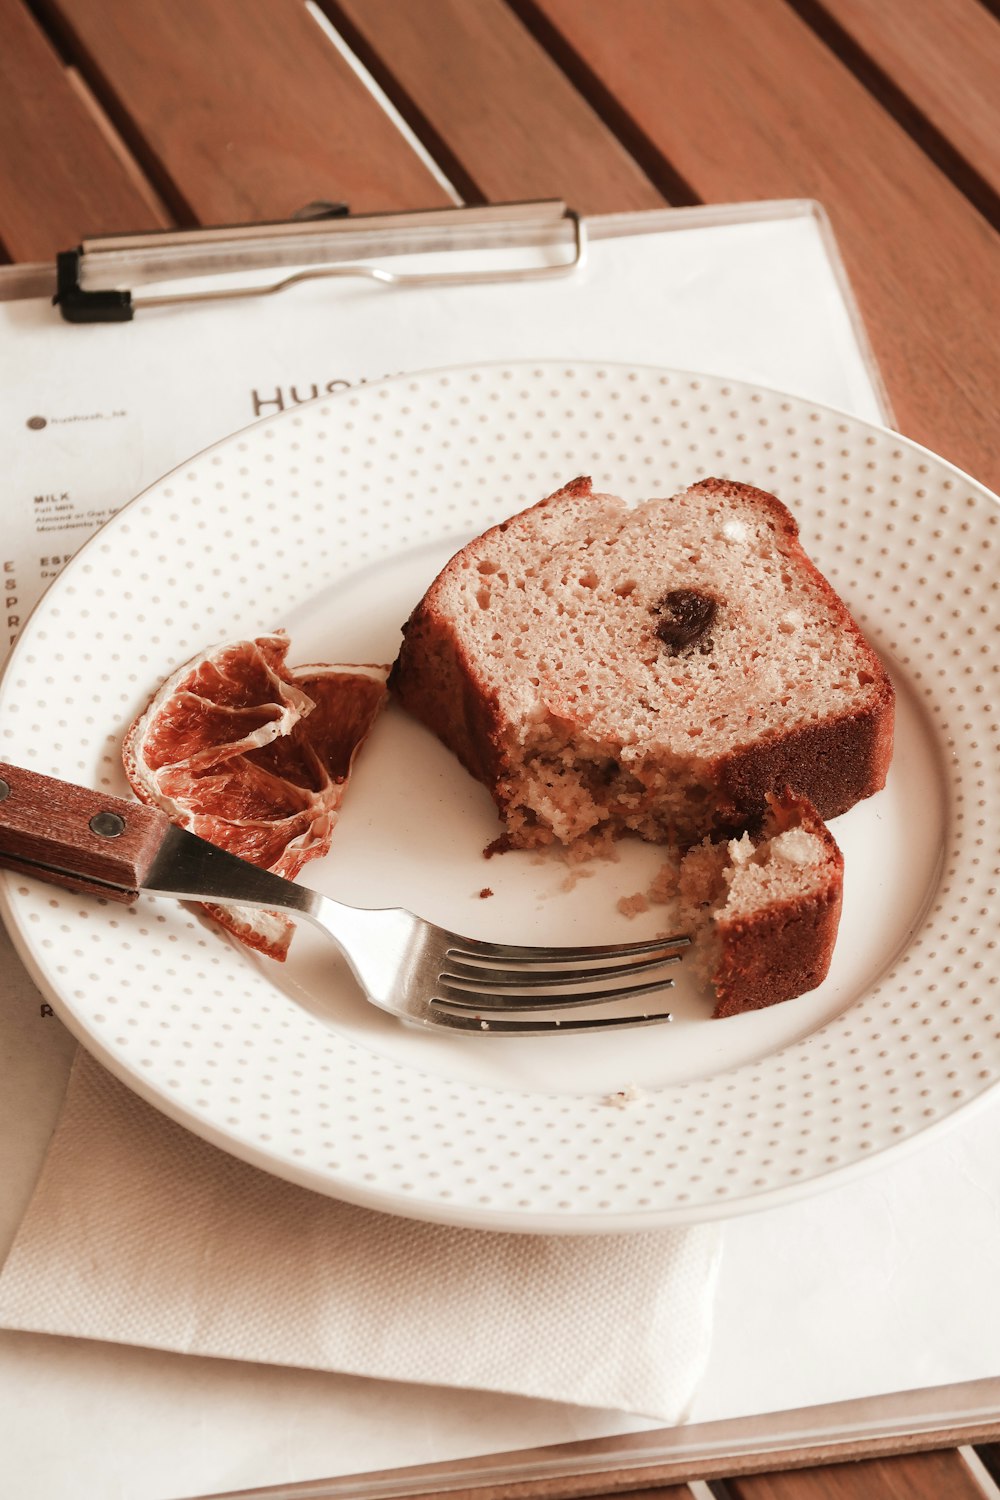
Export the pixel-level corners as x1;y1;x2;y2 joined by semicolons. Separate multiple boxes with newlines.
426;1006;673;1034
441;951;682;989
435;974;675;1011
444;932;690;965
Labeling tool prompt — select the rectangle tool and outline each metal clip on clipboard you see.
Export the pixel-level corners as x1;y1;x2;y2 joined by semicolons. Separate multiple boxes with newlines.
52;200;587;323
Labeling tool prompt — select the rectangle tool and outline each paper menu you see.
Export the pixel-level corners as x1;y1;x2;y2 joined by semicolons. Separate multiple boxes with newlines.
0;203;887;661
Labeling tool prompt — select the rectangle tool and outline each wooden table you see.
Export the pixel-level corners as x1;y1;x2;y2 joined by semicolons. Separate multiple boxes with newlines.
2;1;999;1497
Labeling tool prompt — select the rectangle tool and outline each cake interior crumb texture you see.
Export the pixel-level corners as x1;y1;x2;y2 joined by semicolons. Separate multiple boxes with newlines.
391;476;895;851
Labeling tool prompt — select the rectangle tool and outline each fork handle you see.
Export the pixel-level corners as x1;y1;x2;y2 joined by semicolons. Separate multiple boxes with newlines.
0;761;169;903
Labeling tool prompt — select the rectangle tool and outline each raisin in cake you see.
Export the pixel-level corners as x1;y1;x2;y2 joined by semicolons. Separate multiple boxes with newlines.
391;477;894;851
673;790;844;1017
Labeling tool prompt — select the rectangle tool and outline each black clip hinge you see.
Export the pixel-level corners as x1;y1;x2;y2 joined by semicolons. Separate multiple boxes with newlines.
53;249;133;324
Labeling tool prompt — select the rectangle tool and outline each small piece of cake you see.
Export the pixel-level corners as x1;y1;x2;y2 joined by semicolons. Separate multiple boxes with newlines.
675;791;844;1017
391;476;894;851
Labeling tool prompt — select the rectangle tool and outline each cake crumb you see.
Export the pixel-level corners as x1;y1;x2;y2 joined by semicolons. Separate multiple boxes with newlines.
478;887;494;899
559;826;621;865
604;1082;645;1109
616;892;650;918
726;832;755;866
769;828;823;867
559;866;595;892
647;860;680;905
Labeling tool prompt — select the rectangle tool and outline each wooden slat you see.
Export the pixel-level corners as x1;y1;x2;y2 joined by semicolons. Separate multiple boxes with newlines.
32;0;452;227
515;0;1000;493
0;0;168;261
321;0;663;212
977;1444;1000;1486
725;1446;989;1498
803;0;1000;215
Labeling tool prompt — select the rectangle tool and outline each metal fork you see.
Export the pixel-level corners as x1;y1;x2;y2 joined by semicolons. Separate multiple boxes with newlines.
0;762;686;1035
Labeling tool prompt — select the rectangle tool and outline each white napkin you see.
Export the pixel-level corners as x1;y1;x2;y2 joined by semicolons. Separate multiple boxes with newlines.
0;1050;721;1421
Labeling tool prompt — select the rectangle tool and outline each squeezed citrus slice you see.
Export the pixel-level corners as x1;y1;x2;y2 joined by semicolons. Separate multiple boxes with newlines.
123;632;388;959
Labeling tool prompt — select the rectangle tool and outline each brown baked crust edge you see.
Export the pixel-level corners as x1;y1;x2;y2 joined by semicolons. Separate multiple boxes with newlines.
390;610;509;790
716;679;895;822
710;799;845;1018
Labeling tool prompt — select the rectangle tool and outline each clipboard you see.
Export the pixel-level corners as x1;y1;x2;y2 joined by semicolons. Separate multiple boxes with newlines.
186;1379;1000;1498
8;199;994;1500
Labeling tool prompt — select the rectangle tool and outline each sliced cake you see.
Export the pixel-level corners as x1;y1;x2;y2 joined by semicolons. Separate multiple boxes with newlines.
390;476;894;852
673;790;844;1017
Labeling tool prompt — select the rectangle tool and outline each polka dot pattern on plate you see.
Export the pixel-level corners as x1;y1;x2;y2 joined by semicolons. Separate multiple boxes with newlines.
0;362;996;1232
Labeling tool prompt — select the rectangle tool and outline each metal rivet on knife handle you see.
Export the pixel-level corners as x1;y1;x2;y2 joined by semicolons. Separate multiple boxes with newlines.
0;778;9;802
89;810;126;839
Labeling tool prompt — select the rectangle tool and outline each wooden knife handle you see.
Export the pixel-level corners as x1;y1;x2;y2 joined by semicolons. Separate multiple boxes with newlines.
0;762;170;902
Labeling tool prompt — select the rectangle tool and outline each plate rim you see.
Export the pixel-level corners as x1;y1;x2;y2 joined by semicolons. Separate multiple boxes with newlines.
1;356;997;1232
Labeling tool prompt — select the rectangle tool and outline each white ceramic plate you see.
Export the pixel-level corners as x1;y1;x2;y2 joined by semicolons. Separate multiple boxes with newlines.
1;361;997;1232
